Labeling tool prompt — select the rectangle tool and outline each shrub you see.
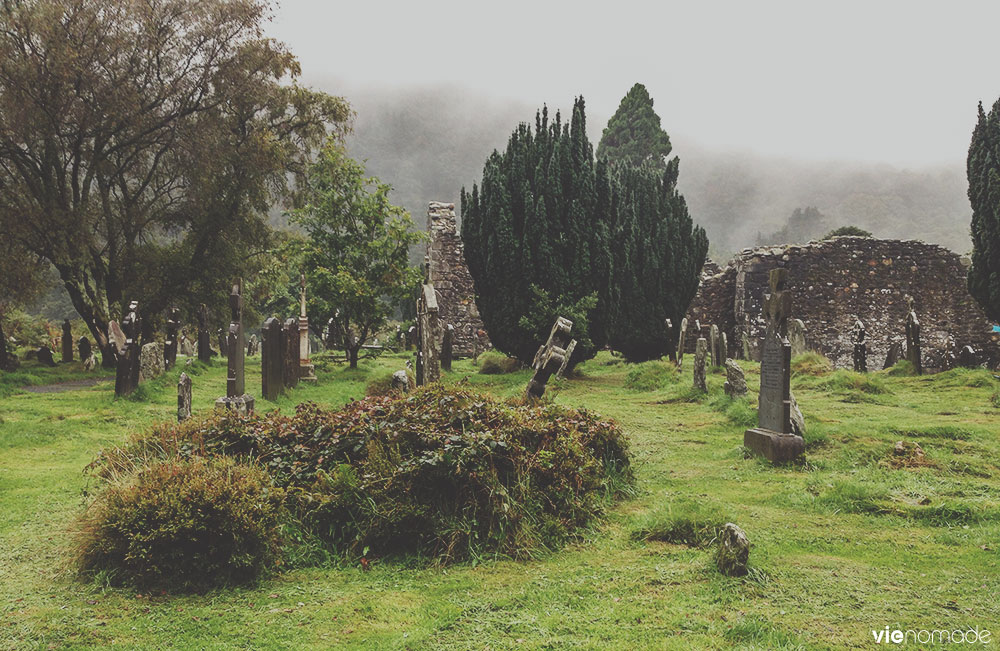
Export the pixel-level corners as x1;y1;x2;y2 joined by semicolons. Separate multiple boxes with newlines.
824;225;872;239
886;360;916;376
91;385;633;563
478;351;522;375
790;352;832;376
631;500;729;547
75;457;284;591
821;370;889;395
623;360;679;391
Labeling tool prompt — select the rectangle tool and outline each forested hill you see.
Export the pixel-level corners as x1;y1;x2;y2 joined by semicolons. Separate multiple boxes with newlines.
342;85;972;259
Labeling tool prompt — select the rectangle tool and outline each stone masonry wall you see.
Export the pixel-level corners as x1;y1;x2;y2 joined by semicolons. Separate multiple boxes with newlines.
426;201;489;356
683;264;735;354
685;237;1000;370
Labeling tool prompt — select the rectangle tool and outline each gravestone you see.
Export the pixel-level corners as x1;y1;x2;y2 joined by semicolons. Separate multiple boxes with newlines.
904;295;922;375
716;523;750;577
78;337;92;362
214;280;254;414
883;340;902;369
164;307;180;370
441;324;454;372
177;372;192;422
741;332;752;361
139;342;164;381
246;334;258;357
115;301;141;397
392;369;410;392
693;338;708;392
108;320;126;359
852;318;867;373
525;317;573;401
83;355;96;371
957;345;978;368
218;328;228;358
664;318;675;363
179;335;194;357
297;274;316;382
724;359;747;397
416;281;442;385
744;268;803;462
709;324;720;366
61;319;73;362
677;317;688;366
197;304;212;362
282;318;299;390
415;350;424;386
788;319;807;358
721;332;728;361
556;339;577;379
261;317;283;400
36;346;56;367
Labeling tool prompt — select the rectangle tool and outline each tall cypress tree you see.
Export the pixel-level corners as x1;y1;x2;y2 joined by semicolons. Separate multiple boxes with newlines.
597;83;673;170
968;100;1000;322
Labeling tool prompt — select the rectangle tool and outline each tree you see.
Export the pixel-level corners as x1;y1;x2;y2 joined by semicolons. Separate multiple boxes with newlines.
0;235;47;370
0;0;350;366
597;83;673;170
758;207;831;245
291;140;424;368
967;100;1000;322
824;225;872;239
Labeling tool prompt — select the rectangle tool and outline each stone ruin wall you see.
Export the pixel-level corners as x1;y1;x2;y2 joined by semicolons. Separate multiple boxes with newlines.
683;263;735;354
426;201;489;356
684;237;1000;371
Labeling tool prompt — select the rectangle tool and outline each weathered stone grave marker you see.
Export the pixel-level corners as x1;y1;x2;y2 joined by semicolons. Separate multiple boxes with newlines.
724;359;747;397
904;295;922;375
709;324;720;366
416;280;441;385
556;339;577;379
282;317;299;390
177;372;192;422
788;318;807;358
677;317;688;366
197;304;212;362
693;337;708;392
115;301;141;397
164;307;180;370
852;318;867;372
61;319;73;363
298;273;316;382
140;342;164;381
214;280;254;414
744;268;803;462
525;317;572;401
442;324;454;372
883;340;902;369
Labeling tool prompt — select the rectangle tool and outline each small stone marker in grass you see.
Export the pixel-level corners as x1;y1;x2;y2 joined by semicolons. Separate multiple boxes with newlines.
724;359;747;398
905;295;922;375
177;372;192;422
852;318;867;373
716;523;750;576
693;338;708;392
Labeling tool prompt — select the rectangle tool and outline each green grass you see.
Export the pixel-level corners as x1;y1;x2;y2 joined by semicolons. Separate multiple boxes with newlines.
1;350;998;649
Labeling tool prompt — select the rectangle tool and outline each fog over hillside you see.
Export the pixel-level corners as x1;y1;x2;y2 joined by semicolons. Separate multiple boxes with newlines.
339;84;972;261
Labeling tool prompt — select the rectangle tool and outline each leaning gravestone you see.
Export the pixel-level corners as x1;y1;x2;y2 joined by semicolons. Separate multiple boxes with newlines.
115;301;141;397
61;319;73;363
214;280;254;414
164;307;180;370
556;339;577;379
197;304;212;362
282;318;299;390
709;324;720;367
788;318;807;358
525;317;573;401
677;317;688;367
441;324;454;372
139;342;164;381
177;372;192;422
261;317;283;401
883;340;902;369
724;359;747;398
693;338;708;392
744;268;803;462
904;295;922;375
852;318;867;373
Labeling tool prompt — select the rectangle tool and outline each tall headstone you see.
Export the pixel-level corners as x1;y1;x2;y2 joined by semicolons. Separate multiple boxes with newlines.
788;318;807;358
298;273;316;382
282;318;299;390
416;281;442;385
214;280;254;414
904;295;922;375
61;319;73;363
720;332;728;362
115;301;141;397
693;338;708;392
261;317;283;400
852;318;867;373
677;317;688;367
709;324;720;367
177;372;192;422
883;340;902;369
164;307;180;370
525;317;573;401
744;268;803;462
441;324;454;372
197;304;212;362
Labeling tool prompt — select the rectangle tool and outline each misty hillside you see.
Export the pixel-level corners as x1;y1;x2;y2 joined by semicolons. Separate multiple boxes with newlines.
342;86;973;260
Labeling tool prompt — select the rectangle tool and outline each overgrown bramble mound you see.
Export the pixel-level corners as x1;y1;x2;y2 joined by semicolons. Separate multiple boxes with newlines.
87;385;632;568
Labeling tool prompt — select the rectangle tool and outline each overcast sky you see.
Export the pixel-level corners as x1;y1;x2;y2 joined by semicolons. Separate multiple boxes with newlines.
268;0;1000;168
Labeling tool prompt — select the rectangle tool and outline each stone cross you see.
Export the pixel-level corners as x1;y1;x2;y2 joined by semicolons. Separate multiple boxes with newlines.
115;301;141;397
416;283;442;385
556;339;577;379
744;268;802;462
197;304;212;362
677;317;688;367
164;307;180;370
525;317;573;401
177;372;192;422
261;317;283;400
852;318;867;373
441;324;454;372
215;280;254;414
61;319;73;363
904;295;922;375
282;317;300;389
693;337;708;392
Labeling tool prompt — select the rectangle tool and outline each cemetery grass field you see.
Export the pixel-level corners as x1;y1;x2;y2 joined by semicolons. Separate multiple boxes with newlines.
1;353;998;650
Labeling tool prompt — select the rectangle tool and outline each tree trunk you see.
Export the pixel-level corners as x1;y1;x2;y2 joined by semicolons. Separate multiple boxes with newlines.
58;270;116;368
348;346;359;369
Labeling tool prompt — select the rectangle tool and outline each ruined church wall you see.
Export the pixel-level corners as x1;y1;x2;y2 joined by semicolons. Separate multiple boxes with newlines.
685;237;1000;370
426;202;489;356
683;265;735;354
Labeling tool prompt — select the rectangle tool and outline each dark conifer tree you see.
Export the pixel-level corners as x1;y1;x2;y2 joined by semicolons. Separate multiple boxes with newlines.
967;100;1000;322
597;83;673;170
